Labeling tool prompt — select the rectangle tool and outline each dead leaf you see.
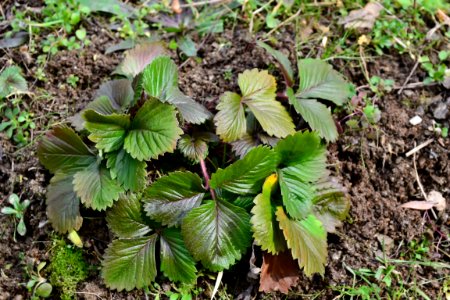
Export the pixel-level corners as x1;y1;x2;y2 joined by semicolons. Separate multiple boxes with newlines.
338;2;383;30
0;32;28;49
428;190;446;212
172;0;182;14
400;201;435;210
259;251;299;294
436;9;450;26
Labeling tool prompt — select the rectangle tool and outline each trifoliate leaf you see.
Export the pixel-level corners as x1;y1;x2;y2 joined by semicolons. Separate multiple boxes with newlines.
297;59;352;105
210;146;279;194
143;171;205;227
0;66;27;98
274;131;327;182
46;173;82;233
124;98;183;161
276;209;327;276
106;149;147;192
142;56;178;99
73;161;123;210
37;125;96;173
257;41;294;87
160;228;197;283
114;42;167;77
177;134;209;163
102;235;158;291
214;92;246;142
83;110;130;152
181;200;252;271
165;87;212;124
239;69;295;138
288;88;338;142
106;194;151;238
278;168;314;220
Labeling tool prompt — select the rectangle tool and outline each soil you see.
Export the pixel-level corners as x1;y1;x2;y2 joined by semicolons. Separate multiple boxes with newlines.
1;2;449;300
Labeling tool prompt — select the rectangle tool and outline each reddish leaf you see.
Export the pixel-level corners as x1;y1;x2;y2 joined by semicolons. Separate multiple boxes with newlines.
259;251;300;294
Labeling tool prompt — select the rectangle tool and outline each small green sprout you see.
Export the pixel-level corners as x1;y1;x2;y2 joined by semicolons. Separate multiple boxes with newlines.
66;75;80;88
1;193;30;240
24;261;53;299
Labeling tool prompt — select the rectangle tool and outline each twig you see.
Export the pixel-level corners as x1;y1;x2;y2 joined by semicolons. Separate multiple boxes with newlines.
397;58;420;95
405;139;433;157
180;0;230;8
264;8;301;38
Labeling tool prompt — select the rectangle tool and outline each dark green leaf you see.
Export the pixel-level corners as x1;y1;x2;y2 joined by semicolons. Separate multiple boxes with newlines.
214;92;246;142
37;125;96;173
106;149;147;192
142;56;178;99
210;146;279;194
160;228;197;283
106;194;151;238
233;196;254;210
181;200;252;271
165;87;212;124
102;235;158;291
257;41;294;86
143;171;205;227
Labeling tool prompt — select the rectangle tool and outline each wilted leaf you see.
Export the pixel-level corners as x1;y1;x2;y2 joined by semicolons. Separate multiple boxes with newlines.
124;98;183;161
165;87;212;124
160;228;197;283
257;41;294;86
106;149;147;192
338;2;383;30
46;173;83;233
37;125;96;173
106;194;151;238
276;209;327;276
114;42;167;77
102;235;158;291
181;200;252;271
142;56;178;99
0;32;28;49
210;146;280;194
0;66;28;98
143;171;205;227
259;251;300;294
214;92;246;142
428;190;446;212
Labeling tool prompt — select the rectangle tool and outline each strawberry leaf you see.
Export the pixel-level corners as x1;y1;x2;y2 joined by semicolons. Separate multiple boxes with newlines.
210;146;279;194
257;41;294;87
214;92;246;142
276;209;327;276
114;42;167;77
106;149;147;192
177;134;209;163
165;86;212;124
181;200;252;271
37;125;96;173
143;171;205;227
124;98;182;161
160;228;197;283
142;56;178;99
102;235;158;291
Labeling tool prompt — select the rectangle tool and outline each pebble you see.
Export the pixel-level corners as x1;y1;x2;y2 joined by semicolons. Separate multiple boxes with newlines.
433;102;449;120
409;115;422;125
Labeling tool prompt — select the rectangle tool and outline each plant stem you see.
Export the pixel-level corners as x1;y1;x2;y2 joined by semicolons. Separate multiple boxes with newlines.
199;158;216;200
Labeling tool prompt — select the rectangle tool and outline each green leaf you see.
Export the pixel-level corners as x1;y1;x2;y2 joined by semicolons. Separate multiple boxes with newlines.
177;36;197;57
214;92;246;142
142;56;178;99
165;87;212;124
0;66;27;98
278;168;314;220
297;59;352;105
276;209;327;276
143;171;205;227
77;0;136;17
177;134;209;163
233;196;254;210
160;228;197;283
239;69;295;138
181;200;252;271
102;235;158;291
83;110;130;152
37;125;96;173
46;173;83;233
251;193;286;254
73;161;123;210
210;146;279;194
106;194;151;238
274;131;327;182
70;96;118;131
257;41;294;86
288;88;338;142
114;42;167;77
106;149;147;192
124;98;183;161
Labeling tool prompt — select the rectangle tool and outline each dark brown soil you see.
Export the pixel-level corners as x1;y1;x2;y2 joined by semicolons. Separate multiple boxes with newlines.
1;4;449;300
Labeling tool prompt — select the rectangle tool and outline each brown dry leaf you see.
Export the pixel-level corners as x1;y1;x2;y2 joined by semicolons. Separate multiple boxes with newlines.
400;201;435;210
259;251;299;294
338;2;383;30
436;9;450;26
171;0;182;14
428;190;446;212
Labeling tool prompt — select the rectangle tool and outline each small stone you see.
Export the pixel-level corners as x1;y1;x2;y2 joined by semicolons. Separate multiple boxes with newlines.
409;115;422;125
375;234;395;253
415;106;425;116
433;102;449;120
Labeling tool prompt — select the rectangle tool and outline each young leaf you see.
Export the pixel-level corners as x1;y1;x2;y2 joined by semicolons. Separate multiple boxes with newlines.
70;96;118;131
95;79;134;109
143;171;205;227
257;41;294;87
102;235;159;291
165;87;212;124
106;195;151;238
83;110;131;152
73;162;123;210
142;56;178;99
177;134;209;163
181;200;252;271
37;125;96;173
297;59;352;105
276;209;327;277
210;146;279;194
239;69;295;138
124;98;183;161
106;149;147;192
214;92;246;142
160;228;197;283
46;173;83;233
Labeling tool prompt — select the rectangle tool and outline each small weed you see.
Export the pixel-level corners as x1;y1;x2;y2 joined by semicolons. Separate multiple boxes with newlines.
66;75;80;88
0;106;36;146
1;193;30;240
22;259;53;299
223;69;233;81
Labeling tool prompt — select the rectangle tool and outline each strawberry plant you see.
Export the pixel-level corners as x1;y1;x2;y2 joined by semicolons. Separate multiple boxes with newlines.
37;42;351;294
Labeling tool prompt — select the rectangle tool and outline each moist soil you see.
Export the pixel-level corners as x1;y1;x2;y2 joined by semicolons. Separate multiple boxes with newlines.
1;5;450;300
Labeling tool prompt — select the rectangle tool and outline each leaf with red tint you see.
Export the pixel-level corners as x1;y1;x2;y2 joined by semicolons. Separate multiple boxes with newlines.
259;251;300;294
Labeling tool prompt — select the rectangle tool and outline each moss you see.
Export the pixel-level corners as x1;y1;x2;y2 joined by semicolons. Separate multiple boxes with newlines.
48;239;89;300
